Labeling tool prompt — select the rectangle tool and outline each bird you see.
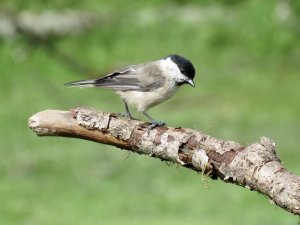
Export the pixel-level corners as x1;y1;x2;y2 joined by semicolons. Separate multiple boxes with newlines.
65;54;196;129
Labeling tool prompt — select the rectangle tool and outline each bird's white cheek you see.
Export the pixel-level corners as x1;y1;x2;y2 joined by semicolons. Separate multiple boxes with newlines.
160;58;183;80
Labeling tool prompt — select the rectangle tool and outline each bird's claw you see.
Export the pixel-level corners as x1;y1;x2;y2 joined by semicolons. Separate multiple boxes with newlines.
118;112;133;119
147;121;166;131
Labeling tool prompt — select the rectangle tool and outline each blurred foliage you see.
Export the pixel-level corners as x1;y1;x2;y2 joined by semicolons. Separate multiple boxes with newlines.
0;0;299;225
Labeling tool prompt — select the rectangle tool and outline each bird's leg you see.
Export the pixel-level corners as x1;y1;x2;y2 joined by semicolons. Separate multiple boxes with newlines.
119;101;133;119
142;112;166;130
124;101;132;118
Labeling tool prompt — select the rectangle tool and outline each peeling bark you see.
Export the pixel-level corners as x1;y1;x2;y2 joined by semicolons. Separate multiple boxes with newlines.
28;107;300;215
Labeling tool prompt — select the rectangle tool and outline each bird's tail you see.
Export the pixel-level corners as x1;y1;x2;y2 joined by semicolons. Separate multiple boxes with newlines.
64;79;98;88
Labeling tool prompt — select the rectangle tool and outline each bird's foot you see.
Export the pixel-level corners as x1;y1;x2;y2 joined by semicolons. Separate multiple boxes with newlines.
147;121;166;131
118;112;133;119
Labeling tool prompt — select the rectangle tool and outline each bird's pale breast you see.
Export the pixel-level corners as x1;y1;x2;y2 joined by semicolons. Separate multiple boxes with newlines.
117;82;178;112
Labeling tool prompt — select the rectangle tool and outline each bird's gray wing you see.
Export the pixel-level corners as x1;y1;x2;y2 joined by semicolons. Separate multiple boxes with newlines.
92;63;165;92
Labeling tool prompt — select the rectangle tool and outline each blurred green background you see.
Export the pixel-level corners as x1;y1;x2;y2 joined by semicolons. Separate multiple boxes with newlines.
1;0;300;224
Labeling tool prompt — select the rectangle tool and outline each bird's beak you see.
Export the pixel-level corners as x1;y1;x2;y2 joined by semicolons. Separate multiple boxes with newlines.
186;79;195;87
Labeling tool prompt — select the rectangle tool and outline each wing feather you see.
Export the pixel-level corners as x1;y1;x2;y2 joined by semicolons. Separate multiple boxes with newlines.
93;63;165;91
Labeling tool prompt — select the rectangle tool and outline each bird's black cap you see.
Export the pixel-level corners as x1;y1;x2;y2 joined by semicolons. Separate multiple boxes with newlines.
168;54;195;80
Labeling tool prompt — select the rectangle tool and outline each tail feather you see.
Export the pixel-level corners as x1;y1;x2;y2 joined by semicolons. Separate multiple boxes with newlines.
64;79;97;88
64;76;139;91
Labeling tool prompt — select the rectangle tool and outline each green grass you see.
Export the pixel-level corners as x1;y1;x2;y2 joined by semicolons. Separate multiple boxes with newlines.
0;0;300;224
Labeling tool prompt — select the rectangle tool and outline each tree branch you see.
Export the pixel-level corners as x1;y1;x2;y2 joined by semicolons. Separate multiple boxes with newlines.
28;107;300;215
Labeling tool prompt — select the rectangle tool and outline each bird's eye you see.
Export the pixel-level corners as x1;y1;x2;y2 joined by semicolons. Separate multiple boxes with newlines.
180;68;185;73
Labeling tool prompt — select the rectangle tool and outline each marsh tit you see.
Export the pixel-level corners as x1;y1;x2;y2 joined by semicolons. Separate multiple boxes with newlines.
65;54;196;129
